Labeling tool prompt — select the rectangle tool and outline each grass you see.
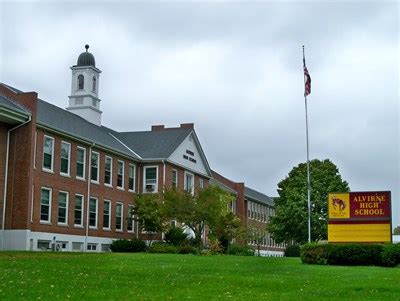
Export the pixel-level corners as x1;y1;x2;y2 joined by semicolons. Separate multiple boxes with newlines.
0;252;399;300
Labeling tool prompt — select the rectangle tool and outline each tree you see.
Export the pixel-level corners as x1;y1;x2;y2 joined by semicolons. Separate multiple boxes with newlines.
210;211;243;254
269;159;350;244
393;226;400;235
163;185;235;250
132;193;166;245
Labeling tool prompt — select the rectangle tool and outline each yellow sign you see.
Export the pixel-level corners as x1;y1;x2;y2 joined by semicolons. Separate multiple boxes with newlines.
328;223;391;243
328;193;350;219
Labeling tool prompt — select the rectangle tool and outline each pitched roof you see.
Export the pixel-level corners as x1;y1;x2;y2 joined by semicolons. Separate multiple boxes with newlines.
209;178;238;195
36;99;140;159
0;93;31;116
245;186;275;206
115;128;192;159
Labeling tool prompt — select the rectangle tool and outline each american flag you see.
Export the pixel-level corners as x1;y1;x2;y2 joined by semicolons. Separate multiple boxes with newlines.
304;65;311;97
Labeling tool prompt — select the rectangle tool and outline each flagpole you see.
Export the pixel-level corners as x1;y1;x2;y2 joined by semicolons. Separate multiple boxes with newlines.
303;45;311;243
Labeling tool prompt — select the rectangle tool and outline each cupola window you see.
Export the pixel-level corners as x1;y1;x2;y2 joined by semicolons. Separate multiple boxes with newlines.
92;76;96;92
78;75;84;90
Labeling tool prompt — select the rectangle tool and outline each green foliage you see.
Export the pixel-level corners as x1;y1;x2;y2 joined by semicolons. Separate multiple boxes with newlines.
300;243;328;265
164;226;189;247
269;159;350;244
110;239;147;253
178;245;198;255
148;242;178;254
228;244;254;256
284;245;300;257
301;243;400;267
208;239;223;255
393;226;400;235
327;244;383;266
163;186;235;250
380;244;400;267
132;193;166;241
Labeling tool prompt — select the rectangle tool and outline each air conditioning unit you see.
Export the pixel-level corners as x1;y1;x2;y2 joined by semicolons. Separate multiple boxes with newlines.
145;184;155;192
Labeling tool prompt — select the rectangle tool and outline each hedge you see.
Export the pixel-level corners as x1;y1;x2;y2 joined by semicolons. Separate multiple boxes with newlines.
300;243;400;267
284;245;301;257
110;239;147;253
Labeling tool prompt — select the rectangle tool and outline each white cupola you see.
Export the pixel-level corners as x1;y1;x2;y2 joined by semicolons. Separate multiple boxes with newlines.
67;44;102;126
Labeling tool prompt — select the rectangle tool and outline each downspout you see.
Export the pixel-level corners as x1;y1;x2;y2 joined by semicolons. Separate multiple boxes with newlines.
161;160;166;241
136;163;141;239
2;116;32;250
85;143;94;252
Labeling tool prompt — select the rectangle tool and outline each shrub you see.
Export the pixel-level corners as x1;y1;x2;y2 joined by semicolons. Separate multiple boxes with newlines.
178;245;198;255
381;244;400;267
209;239;223;255
110;239;147;253
228;244;254;256
300;243;328;265
327;244;383;266
285;245;300;257
164;227;189;247
148;242;178;254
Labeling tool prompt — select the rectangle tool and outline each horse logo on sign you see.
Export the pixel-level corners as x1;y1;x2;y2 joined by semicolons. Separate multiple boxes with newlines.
332;195;346;212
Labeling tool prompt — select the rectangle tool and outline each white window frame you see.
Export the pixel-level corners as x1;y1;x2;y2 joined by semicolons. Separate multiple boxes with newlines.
103;199;111;230
117;160;124;190
76;147;86;180
42;135;54;172
57;191;69;225
74;194;84;227
128;164;136;192
90;151;100;184
199;178;204;189
104;156;113;187
115;202;123;232
60;141;71;176
40;187;52;223
127;204;134;233
184;171;194;195
143;166;158;193
89;197;98;229
171;169;178;189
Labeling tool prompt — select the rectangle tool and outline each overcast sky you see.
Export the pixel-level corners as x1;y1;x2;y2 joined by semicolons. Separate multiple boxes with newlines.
1;1;399;226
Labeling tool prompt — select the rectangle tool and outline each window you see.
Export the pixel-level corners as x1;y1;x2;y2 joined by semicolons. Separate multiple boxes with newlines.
72;242;83;252
76;147;86;179
58;191;68;225
104;156;112;186
91;152;99;182
184;172;194;194
103;200;111;230
199;178;204;189
40;188;52;223
127;204;134;232
116;203;123;231
144;166;158;193
60;141;71;175
37;240;50;250
89;197;98;228
128;164;135;191
78;74;84;90
92;76;96;92
117;161;124;189
101;244;110;252
87;243;97;251
42;135;54;171
74;194;84;227
172;169;177;189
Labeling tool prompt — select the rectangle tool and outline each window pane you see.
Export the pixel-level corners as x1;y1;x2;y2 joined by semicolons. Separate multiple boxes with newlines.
103;201;110;229
91;153;99;181
43;137;53;169
58;192;68;224
105;157;112;185
116;204;122;230
40;189;50;222
117;161;124;188
89;198;97;227
76;148;85;178
74;196;83;225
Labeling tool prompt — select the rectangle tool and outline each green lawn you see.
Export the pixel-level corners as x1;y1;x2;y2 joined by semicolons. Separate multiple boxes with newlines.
0;252;399;300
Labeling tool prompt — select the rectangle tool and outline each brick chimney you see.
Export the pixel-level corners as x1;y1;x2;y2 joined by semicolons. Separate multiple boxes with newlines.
180;123;194;129
151;125;165;131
